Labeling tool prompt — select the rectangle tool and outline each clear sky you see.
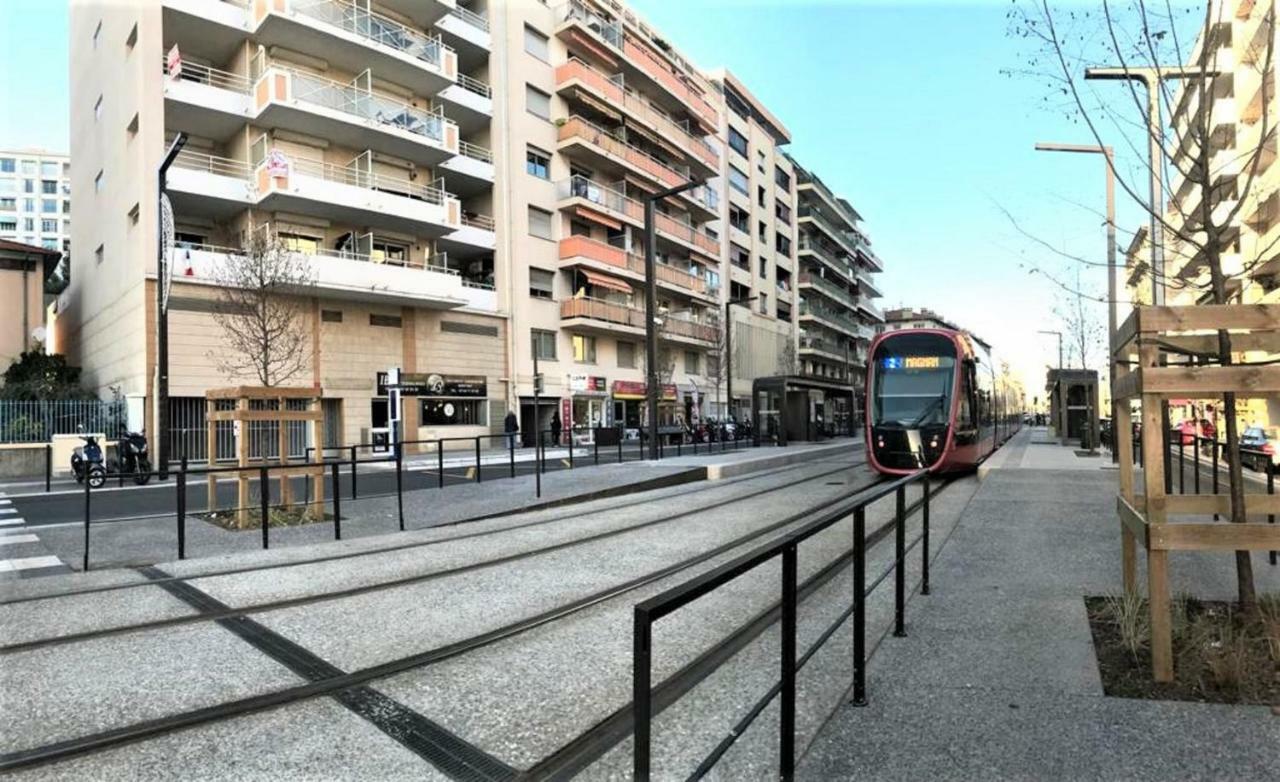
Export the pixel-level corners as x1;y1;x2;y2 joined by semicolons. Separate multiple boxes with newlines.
3;0;1170;401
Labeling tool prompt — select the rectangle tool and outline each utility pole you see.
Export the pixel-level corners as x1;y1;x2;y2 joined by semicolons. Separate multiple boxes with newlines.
156;132;187;480
644;179;704;460
1035;141;1117;461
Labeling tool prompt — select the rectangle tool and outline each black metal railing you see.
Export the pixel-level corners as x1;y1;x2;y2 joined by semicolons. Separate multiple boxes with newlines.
632;469;931;780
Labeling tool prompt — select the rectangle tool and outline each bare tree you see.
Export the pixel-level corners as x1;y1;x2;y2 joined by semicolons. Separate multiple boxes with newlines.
1009;0;1277;614
1055;267;1108;369
210;232;315;387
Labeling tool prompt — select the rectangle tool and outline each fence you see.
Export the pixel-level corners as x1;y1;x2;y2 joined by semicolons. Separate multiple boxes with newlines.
632;469;931;780
0;399;127;443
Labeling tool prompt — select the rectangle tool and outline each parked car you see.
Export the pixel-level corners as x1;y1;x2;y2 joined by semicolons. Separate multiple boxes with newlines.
1239;427;1279;474
1174;418;1215;446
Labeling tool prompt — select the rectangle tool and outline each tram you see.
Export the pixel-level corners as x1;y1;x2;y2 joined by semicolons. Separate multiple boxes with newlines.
865;328;1022;475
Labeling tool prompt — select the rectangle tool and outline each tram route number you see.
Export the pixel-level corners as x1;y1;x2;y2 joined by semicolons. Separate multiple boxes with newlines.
882;356;940;370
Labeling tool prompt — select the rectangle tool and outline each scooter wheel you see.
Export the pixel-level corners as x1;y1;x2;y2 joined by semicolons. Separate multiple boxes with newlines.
88;466;106;489
135;460;152;485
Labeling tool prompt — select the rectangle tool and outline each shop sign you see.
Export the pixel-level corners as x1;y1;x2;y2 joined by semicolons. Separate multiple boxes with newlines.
569;374;607;394
266;150;291;178
167;45;182;79
611;381;677;401
377;372;487;397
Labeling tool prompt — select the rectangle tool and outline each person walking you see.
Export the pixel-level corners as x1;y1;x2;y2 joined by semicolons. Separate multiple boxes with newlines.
504;409;518;450
550;410;562;447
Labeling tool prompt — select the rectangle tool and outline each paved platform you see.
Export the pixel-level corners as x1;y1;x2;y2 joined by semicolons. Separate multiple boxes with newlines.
800;428;1280;780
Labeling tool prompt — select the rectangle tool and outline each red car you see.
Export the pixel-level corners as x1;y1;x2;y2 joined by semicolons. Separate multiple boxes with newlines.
1174;418;1215;446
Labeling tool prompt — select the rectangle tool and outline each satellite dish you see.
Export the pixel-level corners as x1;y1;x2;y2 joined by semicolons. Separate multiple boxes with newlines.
31;326;47;343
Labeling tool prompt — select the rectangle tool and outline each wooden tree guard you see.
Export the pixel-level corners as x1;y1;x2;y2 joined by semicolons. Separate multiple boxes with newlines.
1112;304;1280;681
205;386;325;526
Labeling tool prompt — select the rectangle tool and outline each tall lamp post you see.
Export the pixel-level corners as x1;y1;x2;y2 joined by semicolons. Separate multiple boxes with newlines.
723;294;758;430
156;132;187;480
644;179;704;460
1035;141;1117;461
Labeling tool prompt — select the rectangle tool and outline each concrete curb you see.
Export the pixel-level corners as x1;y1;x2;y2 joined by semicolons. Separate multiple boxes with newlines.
704;441;857;480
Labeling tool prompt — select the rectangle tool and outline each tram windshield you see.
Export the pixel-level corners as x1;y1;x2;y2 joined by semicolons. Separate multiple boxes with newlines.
872;334;956;427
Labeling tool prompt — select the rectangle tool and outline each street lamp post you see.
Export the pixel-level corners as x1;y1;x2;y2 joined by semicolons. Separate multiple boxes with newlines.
156;132;188;480
644;179;704;460
724;294;758;434
1035;141;1117;461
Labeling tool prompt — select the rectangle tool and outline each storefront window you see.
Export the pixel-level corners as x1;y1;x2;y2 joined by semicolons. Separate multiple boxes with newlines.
420;398;488;426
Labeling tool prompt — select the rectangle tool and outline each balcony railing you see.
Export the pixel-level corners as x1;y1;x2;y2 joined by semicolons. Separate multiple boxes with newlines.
797;236;854;279
282;154;451;206
458;140;493;164
798;205;861;256
291;0;448;71
163;58;251;93
556;58;718;171
798;271;856;307
284;69;450;145
457;73;492;99
558;115;691;191
561;297;715;341
172;150;253;179
799;335;847;356
559;235;708;295
449;5;490;32
800;300;863;336
461;213;495;231
557;176;717;258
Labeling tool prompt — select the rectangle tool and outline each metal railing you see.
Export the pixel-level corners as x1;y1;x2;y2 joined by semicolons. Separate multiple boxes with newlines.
456;73;492;99
557;115;692;192
797;236;856;281
557;175;718;257
560;297;717;342
633;470;932;780
0;400;127;444
172;150;253;179
559;235;708;295
799;300;864;336
449;5;490;32
797;271;858;309
172;239;458;276
798;205;861;257
458;139;493;164
161;58;251;93
291;0;448;70
282;154;450;206
285;69;448;145
461;213;496;231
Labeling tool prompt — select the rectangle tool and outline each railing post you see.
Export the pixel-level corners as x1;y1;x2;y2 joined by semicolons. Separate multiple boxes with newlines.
45;443;52;492
1178;436;1185;494
475;437;482;483
350;445;358;499
894;484;907;638
1212;437;1220;521
1269;468;1276;566
536;431;543;499
780;543;798;781
259;464;270;550
618;426;624;464
331;461;342;540
677;435;682;457
852;506;867;706
510;432;516;479
438;439;445;489
177;457;187;559
82;473;91;572
921;474;931;595
594;428;600;466
1194;435;1201;494
395;446;405;532
568;432;575;470
632;607;653;782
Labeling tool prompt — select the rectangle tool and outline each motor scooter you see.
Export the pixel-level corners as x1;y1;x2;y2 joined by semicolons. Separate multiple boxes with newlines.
110;431;152;485
70;430;107;489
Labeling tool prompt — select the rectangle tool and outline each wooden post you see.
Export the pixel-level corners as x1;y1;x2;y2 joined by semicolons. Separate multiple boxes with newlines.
206;407;217;514
1138;341;1173;682
1115;363;1137;597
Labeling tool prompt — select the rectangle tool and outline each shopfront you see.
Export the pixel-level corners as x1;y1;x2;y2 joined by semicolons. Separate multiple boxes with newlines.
377;371;489;440
568;374;609;443
611;380;678;439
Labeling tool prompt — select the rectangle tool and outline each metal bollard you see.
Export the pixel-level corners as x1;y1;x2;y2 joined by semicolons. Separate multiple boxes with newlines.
475;437;482;483
894;485;906;638
1269;469;1276;566
177;458;187;559
618;428;624;464
45;443;52;492
260;465;270;550
350;446;358;500
331;461;342;540
1194;436;1201;494
851;506;867;706
438;439;444;489
780;543;798;780
594;429;600;466
569;433;575;470
1178;437;1185;494
395;447;405;532
922;475;931;595
1213;438;1220;521
83;473;91;572
510;434;516;479
535;432;542;498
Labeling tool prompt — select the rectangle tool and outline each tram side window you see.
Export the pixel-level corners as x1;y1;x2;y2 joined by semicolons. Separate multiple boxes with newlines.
957;361;977;428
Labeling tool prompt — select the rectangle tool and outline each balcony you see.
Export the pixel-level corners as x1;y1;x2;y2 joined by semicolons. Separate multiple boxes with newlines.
168;240;470;308
555;58;719;176
556;176;719;260
558;235;710;298
436;5;489;54
798;335;848;362
855;267;882;298
167;151;256;218
797;271;857;310
561;297;716;345
797;237;854;282
558;115;686;189
162;61;253;140
438;212;496;258
798;205;861;259
437;140;495;194
251;0;457;96
161;0;251;62
799;301;863;339
254;66;458;166
855;298;884;325
437;74;493;129
254;151;460;237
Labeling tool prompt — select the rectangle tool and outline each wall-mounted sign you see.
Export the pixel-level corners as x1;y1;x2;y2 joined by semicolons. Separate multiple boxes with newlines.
568;375;607;394
377;372;487;397
611;381;677;401
166;45;182;79
266;150;291;178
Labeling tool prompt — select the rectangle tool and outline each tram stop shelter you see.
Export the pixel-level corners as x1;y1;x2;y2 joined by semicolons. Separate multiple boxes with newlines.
1045;368;1099;448
751;375;857;446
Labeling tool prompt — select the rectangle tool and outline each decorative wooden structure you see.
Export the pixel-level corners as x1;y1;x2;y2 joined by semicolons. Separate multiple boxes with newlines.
205;386;325;526
1112;304;1280;681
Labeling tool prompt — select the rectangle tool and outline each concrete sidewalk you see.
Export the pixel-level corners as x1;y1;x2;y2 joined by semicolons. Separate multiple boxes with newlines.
799;428;1279;780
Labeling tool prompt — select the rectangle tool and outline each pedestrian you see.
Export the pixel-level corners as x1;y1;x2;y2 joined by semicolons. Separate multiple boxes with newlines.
550;410;562;446
504;409;518;450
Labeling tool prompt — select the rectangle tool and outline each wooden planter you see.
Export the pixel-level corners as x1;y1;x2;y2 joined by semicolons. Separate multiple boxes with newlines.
1112;304;1280;681
205;386;325;526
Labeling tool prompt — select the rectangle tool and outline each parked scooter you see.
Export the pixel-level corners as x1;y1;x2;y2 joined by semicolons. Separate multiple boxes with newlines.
111;431;152;485
70;430;107;489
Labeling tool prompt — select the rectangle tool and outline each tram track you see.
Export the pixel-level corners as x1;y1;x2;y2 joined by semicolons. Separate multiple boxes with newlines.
0;467;896;774
0;453;861;609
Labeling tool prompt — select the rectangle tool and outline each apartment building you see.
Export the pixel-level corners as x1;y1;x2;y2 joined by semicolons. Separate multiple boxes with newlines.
792;159;883;387
0;150;72;256
1152;0;1278;428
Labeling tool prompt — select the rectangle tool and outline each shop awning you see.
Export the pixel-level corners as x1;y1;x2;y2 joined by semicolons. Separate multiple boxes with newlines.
574;206;622;230
582;268;632;294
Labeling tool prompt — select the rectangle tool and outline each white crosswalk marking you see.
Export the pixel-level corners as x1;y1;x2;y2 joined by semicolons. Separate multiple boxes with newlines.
0;518;23;527
0;534;40;546
0;556;63;573
0;508;18;515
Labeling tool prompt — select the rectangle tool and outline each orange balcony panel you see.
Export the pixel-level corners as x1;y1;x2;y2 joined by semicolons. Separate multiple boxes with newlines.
621;36;717;129
560;235;627;269
574;206;623;230
556;60;623;104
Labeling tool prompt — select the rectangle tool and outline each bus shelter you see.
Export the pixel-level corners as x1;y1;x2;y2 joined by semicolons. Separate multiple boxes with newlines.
751;376;858;446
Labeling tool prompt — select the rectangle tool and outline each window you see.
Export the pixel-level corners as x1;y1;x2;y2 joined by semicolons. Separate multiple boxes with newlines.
0;219;15;232
23;180;33;193
127;203;139;226
371;240;409;264
526;84;551;120
729;205;749;233
730;243;749;270
280;232;320;254
421;398;488;426
683;350;699;374
727;127;748;157
369;314;403;328
62;200;70;213
617;340;636;368
775;168;791;190
728;165;748;195
23;218;34;231
775;234;791;256
757;150;766;173
94;170;103;193
94;95;103;121
174;232;206;248
20;161;35;175
775;201;791;223
529;267;555;299
573;334;597;363
42;238;57;250
95;244;104;264
758;220;767;241
0;198;13;210
528;205;553;239
757;185;766;207
524;25;549;61
321;309;343;323
41;219;56;232
23;198;34;212
40;162;58;177
0;159;13;173
759;292;768;314
41;199;56;213
526;146;550;179
759;256;768;278
126;114;139;139
531;329;557;360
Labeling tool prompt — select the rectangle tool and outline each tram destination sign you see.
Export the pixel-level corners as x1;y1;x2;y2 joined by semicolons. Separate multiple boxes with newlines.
881;356;941;370
377;372;487;397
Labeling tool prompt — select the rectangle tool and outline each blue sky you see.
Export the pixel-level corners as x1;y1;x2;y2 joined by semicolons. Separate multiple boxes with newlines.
3;0;1162;397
